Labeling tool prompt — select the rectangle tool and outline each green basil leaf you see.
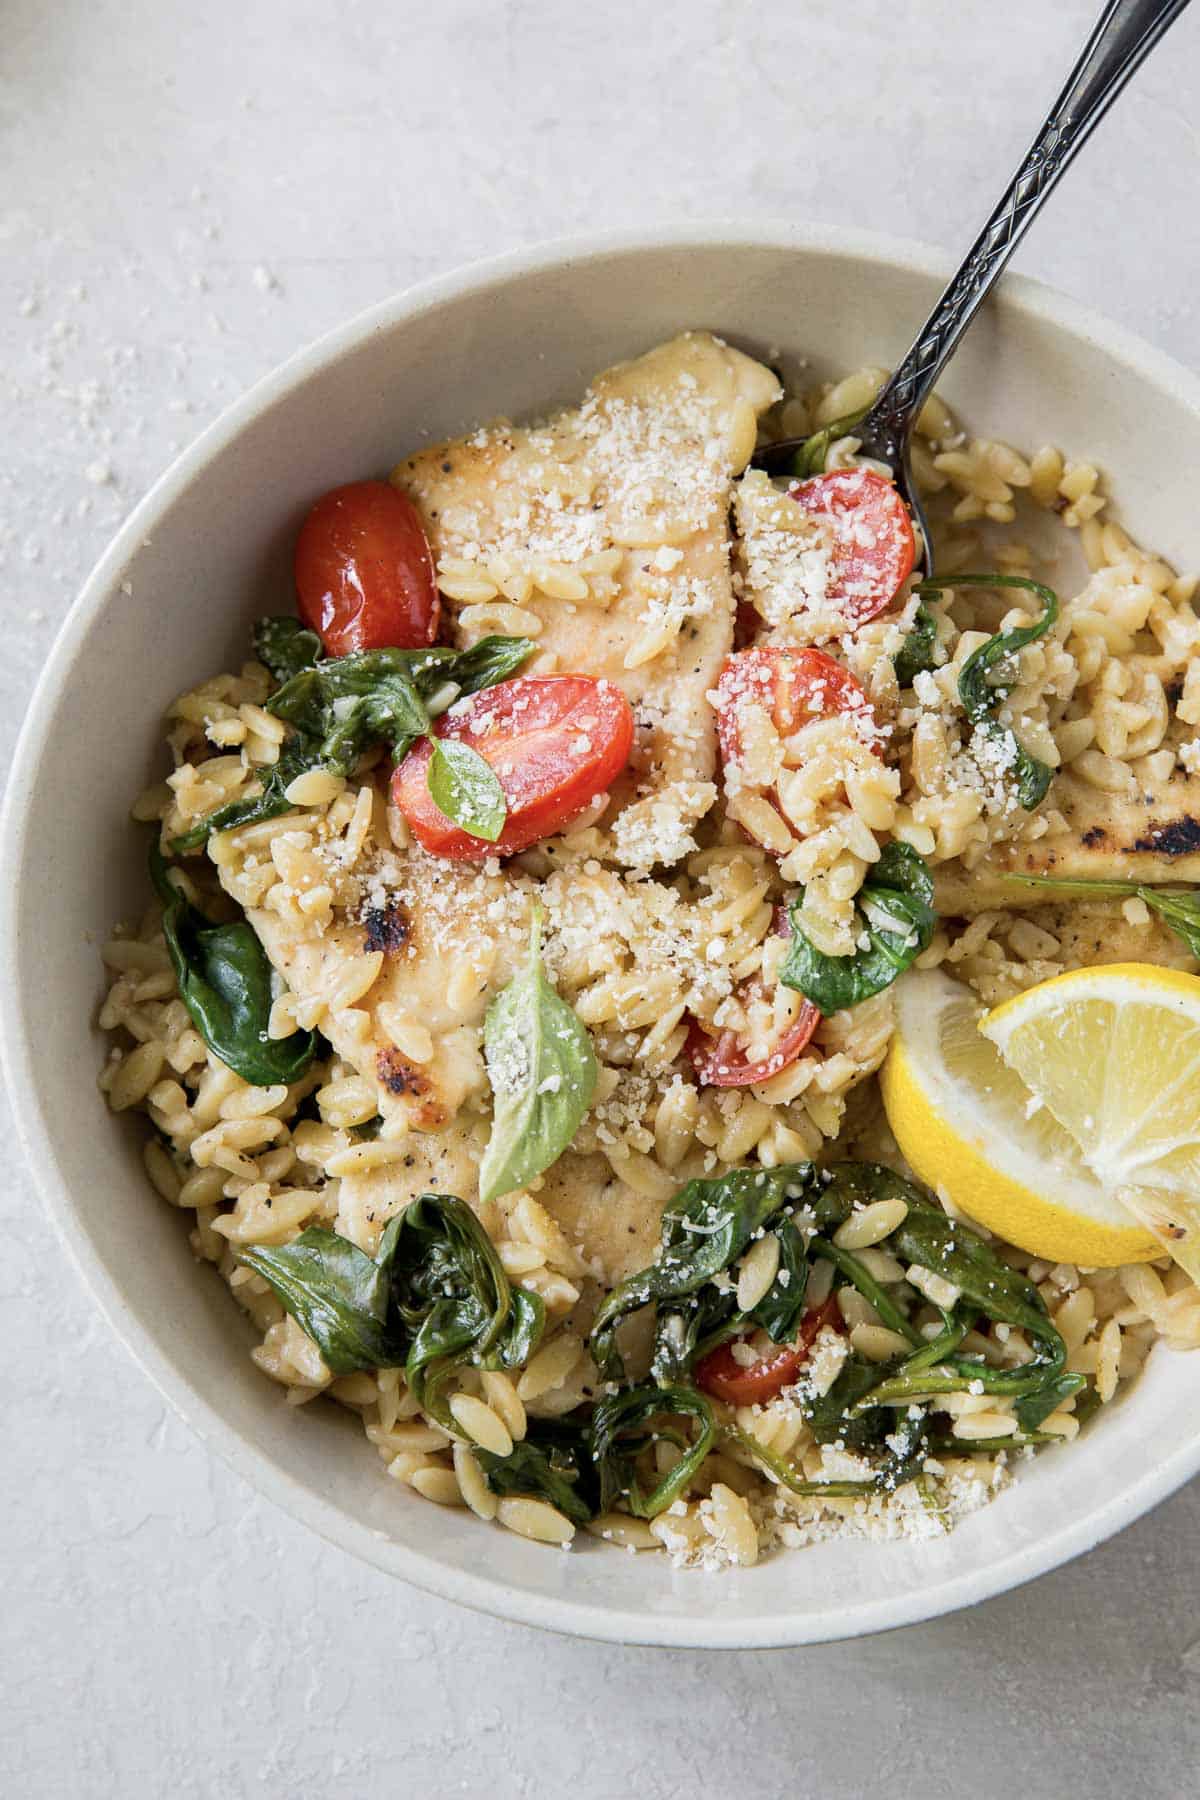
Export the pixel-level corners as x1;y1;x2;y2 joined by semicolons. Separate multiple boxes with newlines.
149;842;317;1083
779;842;936;1014
475;1421;598;1524
478;905;598;1205
1001;872;1200;960
1127;890;1200;958
893;602;939;687
427;737;507;841
254;616;322;682
590;1163;824;1380
916;573;1059;811
238;1225;403;1375
589;1384;715;1518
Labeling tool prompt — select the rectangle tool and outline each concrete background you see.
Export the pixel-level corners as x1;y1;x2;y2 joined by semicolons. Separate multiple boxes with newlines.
3;1;1199;1794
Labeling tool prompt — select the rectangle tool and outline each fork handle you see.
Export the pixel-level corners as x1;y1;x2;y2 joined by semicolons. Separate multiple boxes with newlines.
865;0;1193;453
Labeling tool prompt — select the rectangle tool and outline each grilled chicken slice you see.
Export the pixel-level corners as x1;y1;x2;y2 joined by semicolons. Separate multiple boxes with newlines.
246;848;527;1137
531;1150;666;1283
934;759;1200;914
393;331;780;868
236;832;721;1147
1038;901;1197;971
334;1120;485;1254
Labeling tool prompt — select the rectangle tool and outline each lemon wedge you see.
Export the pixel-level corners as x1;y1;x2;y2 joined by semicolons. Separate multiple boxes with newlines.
881;968;1160;1268
981;962;1200;1281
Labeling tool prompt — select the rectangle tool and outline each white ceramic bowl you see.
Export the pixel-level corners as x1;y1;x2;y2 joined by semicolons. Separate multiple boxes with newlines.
5;224;1200;1648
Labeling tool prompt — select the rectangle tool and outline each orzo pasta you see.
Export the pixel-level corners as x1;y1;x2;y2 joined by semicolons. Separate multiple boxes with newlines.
99;332;1200;1567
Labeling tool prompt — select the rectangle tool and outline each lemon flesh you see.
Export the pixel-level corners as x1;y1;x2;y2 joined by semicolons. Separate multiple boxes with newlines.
881;969;1160;1267
982;962;1200;1281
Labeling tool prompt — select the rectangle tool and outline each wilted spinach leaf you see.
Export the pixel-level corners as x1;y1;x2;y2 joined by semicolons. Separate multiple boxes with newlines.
590;1163;824;1381
745;1216;810;1345
391;1194;545;1428
168;746;306;854
779;841;936;1014
586;1158;1082;1500
893;603;939;687
653;1212;813;1386
149;841;317;1084
915;572;1060;810
1014;1374;1087;1435
475;1420;598;1524
589;1383;715;1518
254;616;322;682
801;1354;894;1450
240;1223;403;1375
728;1379;930;1499
836;1172;1079;1414
789;404;870;478
238;1193;544;1408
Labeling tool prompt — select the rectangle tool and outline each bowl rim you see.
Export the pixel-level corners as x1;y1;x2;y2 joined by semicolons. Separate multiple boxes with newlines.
5;218;1200;1649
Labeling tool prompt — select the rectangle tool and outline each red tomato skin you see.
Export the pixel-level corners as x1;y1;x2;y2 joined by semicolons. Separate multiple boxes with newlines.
294;480;439;656
685;999;819;1089
715;646;881;855
788;468;915;628
695;1297;844;1405
392;675;635;859
715;645;877;770
687;897;813;1088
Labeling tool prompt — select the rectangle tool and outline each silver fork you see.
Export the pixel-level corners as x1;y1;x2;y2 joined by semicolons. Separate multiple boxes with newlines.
754;0;1194;574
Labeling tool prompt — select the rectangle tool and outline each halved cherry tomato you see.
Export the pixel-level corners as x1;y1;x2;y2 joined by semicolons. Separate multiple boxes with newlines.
715;645;877;772
686;908;817;1087
695;1296;844;1405
788;468;915;628
295;480;439;657
686;1001;819;1088
686;969;819;1087
392;675;635;859
715;647;881;850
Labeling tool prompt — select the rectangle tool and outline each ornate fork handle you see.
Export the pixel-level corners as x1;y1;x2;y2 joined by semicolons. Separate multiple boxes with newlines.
868;0;1193;451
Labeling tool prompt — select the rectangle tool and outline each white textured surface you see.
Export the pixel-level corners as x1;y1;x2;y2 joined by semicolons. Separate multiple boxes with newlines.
3;0;1200;1792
